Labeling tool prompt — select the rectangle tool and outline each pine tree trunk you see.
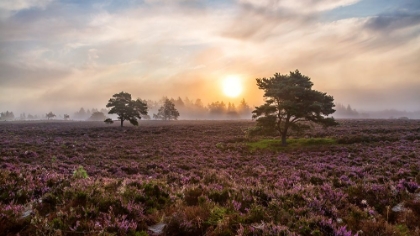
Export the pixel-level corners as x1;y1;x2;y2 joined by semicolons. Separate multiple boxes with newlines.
120;119;123;127
281;133;287;146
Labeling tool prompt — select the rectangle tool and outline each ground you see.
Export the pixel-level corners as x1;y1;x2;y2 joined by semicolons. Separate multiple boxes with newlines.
1;120;420;235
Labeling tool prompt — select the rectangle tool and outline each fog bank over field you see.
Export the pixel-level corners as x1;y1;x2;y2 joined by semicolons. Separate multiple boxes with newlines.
1;0;419;115
2;97;420;121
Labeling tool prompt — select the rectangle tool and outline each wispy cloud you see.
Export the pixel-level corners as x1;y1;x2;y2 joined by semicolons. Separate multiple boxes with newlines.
0;0;419;113
237;0;361;13
0;0;54;12
365;11;420;33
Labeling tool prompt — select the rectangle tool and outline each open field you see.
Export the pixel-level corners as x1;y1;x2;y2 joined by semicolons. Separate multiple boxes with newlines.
1;120;420;235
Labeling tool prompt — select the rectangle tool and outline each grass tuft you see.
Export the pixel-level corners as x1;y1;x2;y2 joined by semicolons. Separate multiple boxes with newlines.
247;137;337;151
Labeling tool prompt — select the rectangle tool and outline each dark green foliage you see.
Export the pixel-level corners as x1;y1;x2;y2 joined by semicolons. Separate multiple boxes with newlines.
73;165;89;179
106;91;148;127
104;118;114;124
207;206;227;225
252;70;338;145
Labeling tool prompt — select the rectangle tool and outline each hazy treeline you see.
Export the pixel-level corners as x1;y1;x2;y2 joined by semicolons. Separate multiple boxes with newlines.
73;108;109;120
334;103;420;119
1;97;253;121
1;111;15;121
334;104;367;118
4;100;419;121
146;97;252;120
72;97;253;120
1;111;41;121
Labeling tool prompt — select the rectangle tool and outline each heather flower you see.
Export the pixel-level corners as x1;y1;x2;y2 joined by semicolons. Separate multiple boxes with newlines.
335;226;356;236
1;119;420;235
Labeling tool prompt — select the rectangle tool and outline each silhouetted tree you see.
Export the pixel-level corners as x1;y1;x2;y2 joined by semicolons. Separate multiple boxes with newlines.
74;108;87;120
184;97;193;107
238;98;252;118
335;103;359;118
154;99;180;120
88;112;106;121
252;70;337;146
194;99;203;108
46;112;56;120
175;97;184;107
86;109;92;118
227;102;239;118
208;101;226;115
106;91;148;127
64;114;70;120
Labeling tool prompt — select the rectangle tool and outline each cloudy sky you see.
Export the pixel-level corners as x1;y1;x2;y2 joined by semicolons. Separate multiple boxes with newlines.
0;0;419;114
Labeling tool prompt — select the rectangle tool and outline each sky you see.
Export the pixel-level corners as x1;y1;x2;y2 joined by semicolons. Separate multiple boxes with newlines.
0;0;419;115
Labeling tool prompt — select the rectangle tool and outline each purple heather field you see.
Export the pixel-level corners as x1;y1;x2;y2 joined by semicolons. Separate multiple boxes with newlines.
1;120;420;236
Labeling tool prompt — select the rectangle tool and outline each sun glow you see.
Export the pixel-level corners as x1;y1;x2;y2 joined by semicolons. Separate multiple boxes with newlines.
222;76;243;98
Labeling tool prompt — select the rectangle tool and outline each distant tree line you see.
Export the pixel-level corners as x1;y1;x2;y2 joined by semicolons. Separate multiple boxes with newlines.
153;98;180;120
145;97;252;119
334;104;366;118
73;108;109;120
1;111;15;120
1;95;254;122
72;96;253;121
1;111;44;121
334;103;420;119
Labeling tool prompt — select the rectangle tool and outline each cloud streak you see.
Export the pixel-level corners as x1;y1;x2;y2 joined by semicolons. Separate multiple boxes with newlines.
0;0;53;12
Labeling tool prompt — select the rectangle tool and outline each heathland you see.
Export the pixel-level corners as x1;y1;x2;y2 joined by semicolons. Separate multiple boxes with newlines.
1;120;419;235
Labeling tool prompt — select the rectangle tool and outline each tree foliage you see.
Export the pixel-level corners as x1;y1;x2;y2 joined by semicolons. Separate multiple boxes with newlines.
46;112;56;120
208;101;226;115
154;99;180;120
252;70;338;145
88;112;106;121
238;98;252;117
104;118;114;124
106;91;148;127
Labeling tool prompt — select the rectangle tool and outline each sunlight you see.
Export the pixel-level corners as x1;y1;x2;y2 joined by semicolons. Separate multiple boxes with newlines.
222;76;242;98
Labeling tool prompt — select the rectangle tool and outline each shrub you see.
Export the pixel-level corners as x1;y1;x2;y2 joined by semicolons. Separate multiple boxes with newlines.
73;166;89;179
104;118;114;124
184;187;204;206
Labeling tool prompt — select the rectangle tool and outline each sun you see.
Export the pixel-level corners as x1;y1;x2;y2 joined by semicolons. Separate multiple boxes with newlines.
222;76;243;98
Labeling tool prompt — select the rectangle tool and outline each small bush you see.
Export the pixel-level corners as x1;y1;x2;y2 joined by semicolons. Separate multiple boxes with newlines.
207;206;227;226
104;118;114;124
73;165;89;179
184;187;204;206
